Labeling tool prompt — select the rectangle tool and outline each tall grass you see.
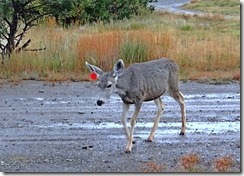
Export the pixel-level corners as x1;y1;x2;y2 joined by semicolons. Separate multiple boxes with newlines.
183;0;240;16
119;32;150;64
0;11;240;82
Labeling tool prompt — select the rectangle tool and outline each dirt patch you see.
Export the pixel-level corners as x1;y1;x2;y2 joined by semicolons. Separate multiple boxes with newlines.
0;80;240;172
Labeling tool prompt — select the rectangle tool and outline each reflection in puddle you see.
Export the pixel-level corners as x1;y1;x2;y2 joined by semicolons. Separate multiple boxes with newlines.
35;98;44;101
36;121;240;135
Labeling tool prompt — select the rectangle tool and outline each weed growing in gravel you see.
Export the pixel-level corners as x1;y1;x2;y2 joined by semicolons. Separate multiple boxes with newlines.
214;156;234;172
141;161;166;172
180;153;201;171
141;153;238;172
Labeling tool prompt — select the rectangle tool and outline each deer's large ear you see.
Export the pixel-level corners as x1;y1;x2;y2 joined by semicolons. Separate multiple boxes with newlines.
113;59;124;77
85;62;104;77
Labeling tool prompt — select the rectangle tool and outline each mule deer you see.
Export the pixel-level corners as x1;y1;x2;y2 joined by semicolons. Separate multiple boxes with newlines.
86;58;186;153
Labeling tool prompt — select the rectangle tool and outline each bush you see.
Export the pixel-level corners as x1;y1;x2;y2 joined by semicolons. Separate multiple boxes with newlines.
45;0;156;26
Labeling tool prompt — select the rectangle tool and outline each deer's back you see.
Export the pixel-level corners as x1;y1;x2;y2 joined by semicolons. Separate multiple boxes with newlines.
116;58;180;102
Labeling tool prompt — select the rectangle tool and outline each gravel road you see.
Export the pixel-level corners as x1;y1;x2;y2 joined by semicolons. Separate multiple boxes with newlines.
0;80;240;172
151;0;197;14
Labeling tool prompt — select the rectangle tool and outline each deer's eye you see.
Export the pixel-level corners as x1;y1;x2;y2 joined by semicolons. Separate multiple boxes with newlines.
106;84;112;88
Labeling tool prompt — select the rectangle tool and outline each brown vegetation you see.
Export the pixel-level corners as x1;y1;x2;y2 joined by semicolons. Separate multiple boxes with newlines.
0;11;240;83
214;156;234;172
141;153;237;172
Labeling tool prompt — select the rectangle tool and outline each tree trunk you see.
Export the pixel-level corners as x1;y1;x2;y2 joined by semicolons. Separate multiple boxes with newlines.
6;1;19;55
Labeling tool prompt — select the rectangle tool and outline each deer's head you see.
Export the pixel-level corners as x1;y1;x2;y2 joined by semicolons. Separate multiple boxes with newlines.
85;59;125;106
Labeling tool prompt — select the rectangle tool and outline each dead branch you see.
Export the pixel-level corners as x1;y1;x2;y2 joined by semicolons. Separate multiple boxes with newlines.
15;39;31;53
23;47;46;52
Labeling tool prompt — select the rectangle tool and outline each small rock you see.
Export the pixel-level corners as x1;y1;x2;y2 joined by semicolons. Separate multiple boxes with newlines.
51;98;57;101
78;111;85;114
38;90;44;93
1;161;4;166
103;160;109;163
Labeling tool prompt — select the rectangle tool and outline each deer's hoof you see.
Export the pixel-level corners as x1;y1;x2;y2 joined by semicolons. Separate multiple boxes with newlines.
179;132;185;135
125;145;132;153
125;150;131;153
146;135;154;142
145;138;153;142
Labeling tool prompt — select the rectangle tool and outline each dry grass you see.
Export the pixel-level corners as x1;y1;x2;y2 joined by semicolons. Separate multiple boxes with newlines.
141;161;166;172
183;0;240;16
0;11;240;82
180;153;200;171
141;153;238;172
214;156;234;172
77;31;122;72
77;30;172;70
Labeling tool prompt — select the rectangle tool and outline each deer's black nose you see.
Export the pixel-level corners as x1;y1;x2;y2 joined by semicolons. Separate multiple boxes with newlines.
97;100;104;106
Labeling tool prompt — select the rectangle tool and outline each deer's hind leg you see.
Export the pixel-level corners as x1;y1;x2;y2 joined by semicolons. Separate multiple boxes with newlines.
169;91;186;135
147;97;164;142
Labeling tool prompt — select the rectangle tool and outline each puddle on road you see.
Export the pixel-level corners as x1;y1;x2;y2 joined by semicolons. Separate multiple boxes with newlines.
36;121;240;135
25;92;240;110
5;91;240;138
184;93;240;100
14;92;240;102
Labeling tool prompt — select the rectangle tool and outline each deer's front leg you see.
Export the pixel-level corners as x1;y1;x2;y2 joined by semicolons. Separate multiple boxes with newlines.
147;98;164;142
121;103;130;140
126;102;142;153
